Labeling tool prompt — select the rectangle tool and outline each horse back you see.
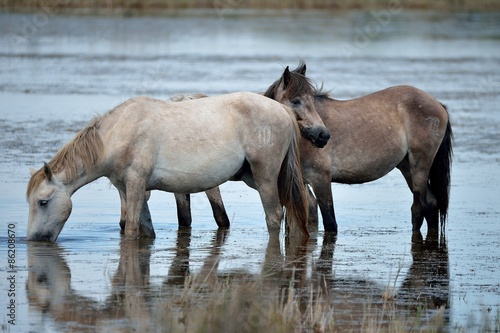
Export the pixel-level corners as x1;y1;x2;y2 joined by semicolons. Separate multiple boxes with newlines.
100;93;294;192
312;86;448;184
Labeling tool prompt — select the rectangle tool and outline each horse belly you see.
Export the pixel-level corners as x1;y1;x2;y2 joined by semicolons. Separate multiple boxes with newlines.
331;141;406;184
148;145;245;193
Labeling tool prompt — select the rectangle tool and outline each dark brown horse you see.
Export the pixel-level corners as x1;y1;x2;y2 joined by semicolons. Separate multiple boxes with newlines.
289;62;453;233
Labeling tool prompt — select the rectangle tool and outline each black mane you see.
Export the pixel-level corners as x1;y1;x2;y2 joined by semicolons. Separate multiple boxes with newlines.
264;62;327;100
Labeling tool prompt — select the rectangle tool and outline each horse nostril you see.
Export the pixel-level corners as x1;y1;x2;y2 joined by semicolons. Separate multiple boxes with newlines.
30;232;53;242
319;130;330;141
37;274;48;284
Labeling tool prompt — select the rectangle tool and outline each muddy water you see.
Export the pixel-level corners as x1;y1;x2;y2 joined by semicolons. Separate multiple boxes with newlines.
0;9;499;332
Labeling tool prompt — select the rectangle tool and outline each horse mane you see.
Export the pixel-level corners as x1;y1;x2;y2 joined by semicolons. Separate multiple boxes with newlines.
26;117;104;199
263;61;327;100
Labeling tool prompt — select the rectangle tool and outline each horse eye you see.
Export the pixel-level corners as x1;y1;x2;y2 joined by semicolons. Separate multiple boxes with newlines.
39;200;48;207
291;98;301;106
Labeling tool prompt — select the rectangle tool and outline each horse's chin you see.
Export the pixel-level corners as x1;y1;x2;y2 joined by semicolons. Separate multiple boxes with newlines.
26;232;56;242
313;141;326;149
309;138;327;149
26;225;62;242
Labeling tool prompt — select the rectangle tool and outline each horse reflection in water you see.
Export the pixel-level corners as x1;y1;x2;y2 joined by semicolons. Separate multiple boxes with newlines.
26;230;449;331
399;231;449;310
26;240;154;331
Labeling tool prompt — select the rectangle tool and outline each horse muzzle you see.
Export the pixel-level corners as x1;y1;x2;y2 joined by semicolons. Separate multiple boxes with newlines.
304;126;330;148
26;231;56;242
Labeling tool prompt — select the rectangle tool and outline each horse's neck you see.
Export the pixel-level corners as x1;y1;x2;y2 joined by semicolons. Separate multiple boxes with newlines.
315;95;338;114
58;160;105;196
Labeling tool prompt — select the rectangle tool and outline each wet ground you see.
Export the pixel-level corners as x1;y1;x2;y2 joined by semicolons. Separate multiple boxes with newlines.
0;9;499;332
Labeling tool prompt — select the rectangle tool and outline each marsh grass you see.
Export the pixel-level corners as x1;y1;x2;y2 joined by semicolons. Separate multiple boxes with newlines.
147;271;453;333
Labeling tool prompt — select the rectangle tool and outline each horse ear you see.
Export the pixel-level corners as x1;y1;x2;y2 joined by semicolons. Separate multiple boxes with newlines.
282;66;291;88
43;162;53;181
30;167;37;176
299;63;306;75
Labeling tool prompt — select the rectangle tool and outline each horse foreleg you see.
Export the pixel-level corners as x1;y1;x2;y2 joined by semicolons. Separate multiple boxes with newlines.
174;193;192;228
310;180;337;234
205;187;230;228
119;190;152;235
124;180;155;239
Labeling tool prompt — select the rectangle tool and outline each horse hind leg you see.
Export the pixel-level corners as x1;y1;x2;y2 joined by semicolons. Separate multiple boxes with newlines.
119;189;127;234
205;187;230;228
398;159;438;231
246;168;284;237
139;199;155;238
424;187;439;229
174;193;192;228
175;188;230;228
258;182;284;237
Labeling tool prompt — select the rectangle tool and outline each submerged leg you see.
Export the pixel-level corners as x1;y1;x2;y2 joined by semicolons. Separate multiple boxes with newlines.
174;193;192;228
205;187;230;228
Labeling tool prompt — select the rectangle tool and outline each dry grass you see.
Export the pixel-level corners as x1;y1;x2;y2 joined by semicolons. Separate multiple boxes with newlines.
146;273;454;333
1;0;500;11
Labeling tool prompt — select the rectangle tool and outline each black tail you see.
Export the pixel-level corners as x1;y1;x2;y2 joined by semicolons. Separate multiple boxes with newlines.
429;104;453;226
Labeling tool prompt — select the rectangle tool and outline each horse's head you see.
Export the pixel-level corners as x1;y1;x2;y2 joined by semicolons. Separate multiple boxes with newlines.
265;62;330;148
26;163;72;242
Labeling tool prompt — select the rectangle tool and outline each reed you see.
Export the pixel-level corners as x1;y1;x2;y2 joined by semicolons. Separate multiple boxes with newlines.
147;272;457;333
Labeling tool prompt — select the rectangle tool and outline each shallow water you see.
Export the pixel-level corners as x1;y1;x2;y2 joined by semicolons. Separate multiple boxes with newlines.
0;9;499;332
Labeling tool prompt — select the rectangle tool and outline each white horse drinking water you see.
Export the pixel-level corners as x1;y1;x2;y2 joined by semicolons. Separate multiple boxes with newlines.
26;92;311;242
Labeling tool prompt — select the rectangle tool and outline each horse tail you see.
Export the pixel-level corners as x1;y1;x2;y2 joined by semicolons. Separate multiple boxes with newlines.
429;103;453;226
278;119;309;239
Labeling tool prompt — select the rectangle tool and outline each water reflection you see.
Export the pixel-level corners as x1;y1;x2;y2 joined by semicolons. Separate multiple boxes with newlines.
26;240;155;331
26;243;96;329
399;231;449;309
26;229;449;331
